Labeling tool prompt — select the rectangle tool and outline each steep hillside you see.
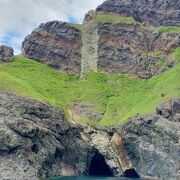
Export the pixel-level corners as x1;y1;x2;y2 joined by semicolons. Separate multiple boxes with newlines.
0;55;179;126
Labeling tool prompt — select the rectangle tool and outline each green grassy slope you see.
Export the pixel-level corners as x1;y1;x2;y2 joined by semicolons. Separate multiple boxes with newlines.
0;56;180;126
157;26;180;34
173;47;180;62
96;14;137;24
67;22;82;29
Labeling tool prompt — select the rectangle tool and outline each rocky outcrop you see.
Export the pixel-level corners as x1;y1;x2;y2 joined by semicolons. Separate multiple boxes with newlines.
97;22;179;78
22;21;81;73
0;92;94;180
21;0;180;78
81;10;98;76
116;98;180;180
96;0;180;26
0;45;14;62
0;92;179;180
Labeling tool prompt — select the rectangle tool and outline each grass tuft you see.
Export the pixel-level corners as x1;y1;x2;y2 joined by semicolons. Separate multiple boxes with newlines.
67;22;82;29
158;26;180;34
172;47;180;62
96;14;137;24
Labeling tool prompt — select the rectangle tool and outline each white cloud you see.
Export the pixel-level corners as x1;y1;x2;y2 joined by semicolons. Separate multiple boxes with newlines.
0;0;105;54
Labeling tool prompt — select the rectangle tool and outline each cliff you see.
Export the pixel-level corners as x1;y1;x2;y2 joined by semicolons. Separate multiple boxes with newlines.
96;0;180;26
0;92;179;180
22;21;81;73
1;1;180;179
21;0;180;78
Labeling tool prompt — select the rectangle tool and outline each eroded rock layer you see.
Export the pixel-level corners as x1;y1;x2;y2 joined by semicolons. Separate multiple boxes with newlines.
22;21;81;73
97;22;179;78
96;0;180;26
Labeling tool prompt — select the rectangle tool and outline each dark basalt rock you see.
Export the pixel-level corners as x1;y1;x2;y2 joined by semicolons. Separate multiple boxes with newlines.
96;0;180;26
22;21;82;73
116;98;180;180
0;92;94;180
0;45;14;62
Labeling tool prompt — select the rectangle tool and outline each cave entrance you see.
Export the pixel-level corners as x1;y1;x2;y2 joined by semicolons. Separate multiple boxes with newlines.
124;168;140;178
89;151;113;176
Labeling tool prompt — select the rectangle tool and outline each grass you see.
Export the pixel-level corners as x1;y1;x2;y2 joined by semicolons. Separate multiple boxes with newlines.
67;22;82;29
157;26;180;34
172;47;180;62
0;55;180;126
96;14;137;24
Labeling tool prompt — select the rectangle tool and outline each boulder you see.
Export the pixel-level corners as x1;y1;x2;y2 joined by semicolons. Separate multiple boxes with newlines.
0;45;14;62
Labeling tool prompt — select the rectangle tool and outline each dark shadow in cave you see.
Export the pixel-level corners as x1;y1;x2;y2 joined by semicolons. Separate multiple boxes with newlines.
89;151;113;176
124;168;140;178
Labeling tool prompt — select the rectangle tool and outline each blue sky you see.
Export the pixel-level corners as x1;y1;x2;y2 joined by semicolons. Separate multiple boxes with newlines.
0;0;104;54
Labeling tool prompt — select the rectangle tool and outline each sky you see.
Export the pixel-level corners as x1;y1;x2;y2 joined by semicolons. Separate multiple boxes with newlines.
0;0;105;54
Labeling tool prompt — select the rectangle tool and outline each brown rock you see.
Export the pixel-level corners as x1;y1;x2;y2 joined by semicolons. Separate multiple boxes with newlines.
22;21;82;73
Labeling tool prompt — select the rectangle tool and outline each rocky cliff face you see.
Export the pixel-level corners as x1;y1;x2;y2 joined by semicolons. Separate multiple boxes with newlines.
0;92;179;180
21;0;180;78
96;0;180;26
0;92;94;180
97;22;179;78
117;98;180;180
22;21;81;73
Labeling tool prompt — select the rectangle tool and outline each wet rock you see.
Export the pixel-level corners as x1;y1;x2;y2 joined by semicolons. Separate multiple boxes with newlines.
96;0;180;27
0;45;14;62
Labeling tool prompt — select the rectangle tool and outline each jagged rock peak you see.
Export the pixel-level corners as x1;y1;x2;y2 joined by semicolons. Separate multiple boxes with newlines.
96;0;180;26
84;10;96;23
0;45;14;62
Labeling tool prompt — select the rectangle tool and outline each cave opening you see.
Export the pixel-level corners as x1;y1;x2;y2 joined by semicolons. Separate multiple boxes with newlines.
89;151;113;177
124;168;140;178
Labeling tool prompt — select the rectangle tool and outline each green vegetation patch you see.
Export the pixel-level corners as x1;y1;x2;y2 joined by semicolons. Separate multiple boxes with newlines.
158;26;180;34
96;14;137;24
67;22;82;29
0;56;179;126
172;47;180;62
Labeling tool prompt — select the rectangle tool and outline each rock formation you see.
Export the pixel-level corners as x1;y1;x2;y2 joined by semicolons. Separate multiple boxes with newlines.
97;22;179;78
0;92;179;180
81;10;98;76
0;45;14;62
22;21;81;73
117;98;180;180
0;92;94;180
96;0;180;27
21;0;180;78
